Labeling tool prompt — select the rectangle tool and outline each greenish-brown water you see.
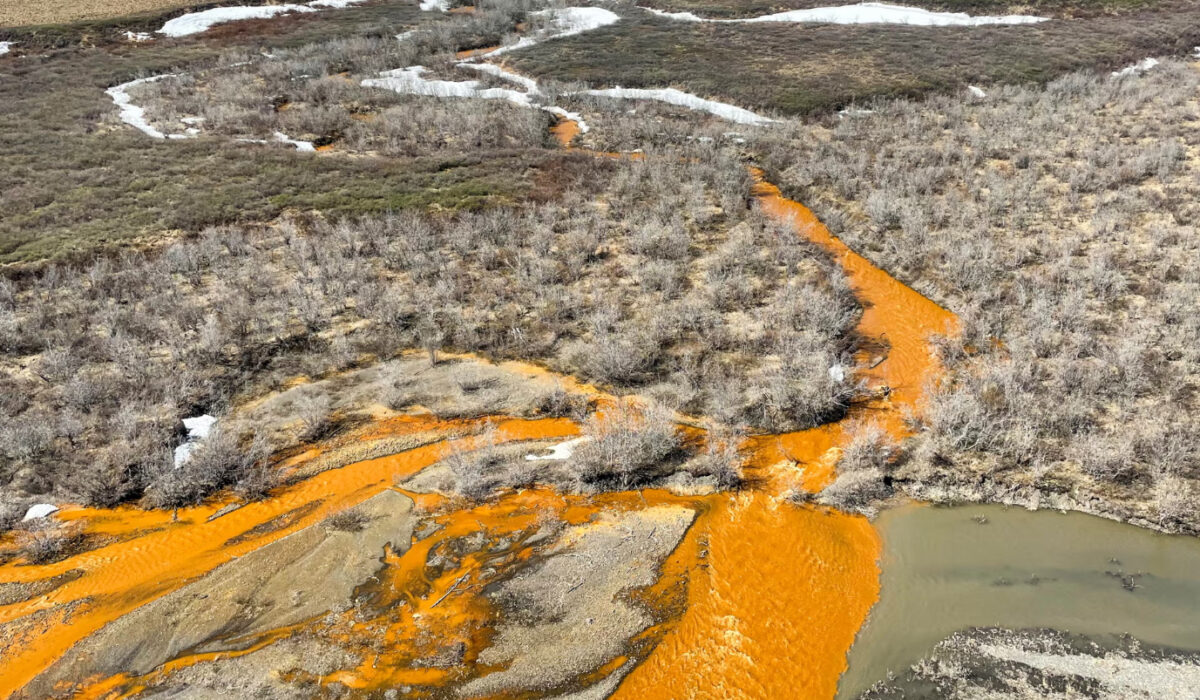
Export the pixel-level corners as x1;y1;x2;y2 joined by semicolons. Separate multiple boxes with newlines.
839;503;1200;698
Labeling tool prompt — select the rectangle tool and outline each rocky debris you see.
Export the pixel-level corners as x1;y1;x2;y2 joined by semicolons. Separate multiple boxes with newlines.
861;628;1200;699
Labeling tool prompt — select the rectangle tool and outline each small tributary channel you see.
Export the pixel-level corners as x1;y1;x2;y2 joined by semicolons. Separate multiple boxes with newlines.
838;503;1200;698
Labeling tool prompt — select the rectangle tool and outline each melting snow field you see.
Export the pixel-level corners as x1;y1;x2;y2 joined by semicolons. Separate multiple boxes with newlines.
644;2;1047;25
174;415;217;467
489;6;620;56
1112;57;1160;77
106;76;180;139
363;66;533;106
158;0;370;37
363;6;772;131
273;131;317;151
583;87;776;125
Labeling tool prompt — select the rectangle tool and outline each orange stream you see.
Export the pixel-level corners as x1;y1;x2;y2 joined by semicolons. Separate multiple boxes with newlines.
605;168;956;700
0;117;957;699
0;417;577;697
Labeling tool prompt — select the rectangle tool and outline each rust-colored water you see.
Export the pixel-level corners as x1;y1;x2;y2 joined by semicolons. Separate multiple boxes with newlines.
612;494;879;700
603;166;954;699
550;117;581;148
0;417;576;697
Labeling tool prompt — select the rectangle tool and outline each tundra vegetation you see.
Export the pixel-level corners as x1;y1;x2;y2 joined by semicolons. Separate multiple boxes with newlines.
0;141;858;531
506;2;1200;114
5;0;1200;543
757;59;1200;531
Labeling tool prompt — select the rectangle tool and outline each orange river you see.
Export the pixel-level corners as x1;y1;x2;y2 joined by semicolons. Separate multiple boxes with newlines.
0;130;955;698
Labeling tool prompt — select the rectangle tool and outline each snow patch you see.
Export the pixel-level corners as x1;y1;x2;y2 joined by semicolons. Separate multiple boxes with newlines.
0;42;13;56
107;75;181;139
489;6;620;56
1112;57;1159;77
525;436;592;461
644;7;705;21
460;62;541;92
362;65;532;106
159;5;316;37
308;0;370;7
396;29;417;41
274;131;316;151
583;87;775;125
968;85;986;98
124;31;153;42
544;105;590;133
644;2;1046;25
174;414;217;468
828;364;846;383
22;504;59;522
419;0;451;10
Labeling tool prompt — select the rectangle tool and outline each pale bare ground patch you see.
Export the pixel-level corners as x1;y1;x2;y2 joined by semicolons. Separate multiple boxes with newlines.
1;0;205;27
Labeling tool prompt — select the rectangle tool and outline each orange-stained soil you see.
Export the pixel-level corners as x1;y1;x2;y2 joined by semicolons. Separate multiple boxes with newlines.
0;417;577;697
550;117;581;148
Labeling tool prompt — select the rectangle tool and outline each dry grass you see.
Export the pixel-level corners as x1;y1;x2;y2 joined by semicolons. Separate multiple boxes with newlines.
1;0;237;28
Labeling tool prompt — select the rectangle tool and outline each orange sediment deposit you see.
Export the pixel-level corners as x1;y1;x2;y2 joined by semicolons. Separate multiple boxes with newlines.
0;416;577;697
612;493;880;700
72;487;707;698
551;117;581;148
455;44;499;60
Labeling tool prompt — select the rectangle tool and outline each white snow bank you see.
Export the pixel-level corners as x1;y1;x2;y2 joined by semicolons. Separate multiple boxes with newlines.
1112;57;1159;77
489;6;620;56
0;42;13;56
544;105;590;133
107;75;179;139
525;436;592;461
274;131;316;151
174;414;217;467
460;62;540;92
22;504;59;522
309;0;369;7
419;0;451;10
583;87;776;125
968;85;986;98
159;5;315;37
645;2;1046;25
362;65;532;105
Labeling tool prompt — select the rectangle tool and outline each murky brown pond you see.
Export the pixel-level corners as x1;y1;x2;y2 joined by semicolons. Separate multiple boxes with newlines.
839;503;1200;698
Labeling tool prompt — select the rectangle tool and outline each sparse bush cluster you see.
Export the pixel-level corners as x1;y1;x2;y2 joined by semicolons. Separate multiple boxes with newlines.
123;0;560;153
433;401;745;499
0;147;856;525
758;61;1200;529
